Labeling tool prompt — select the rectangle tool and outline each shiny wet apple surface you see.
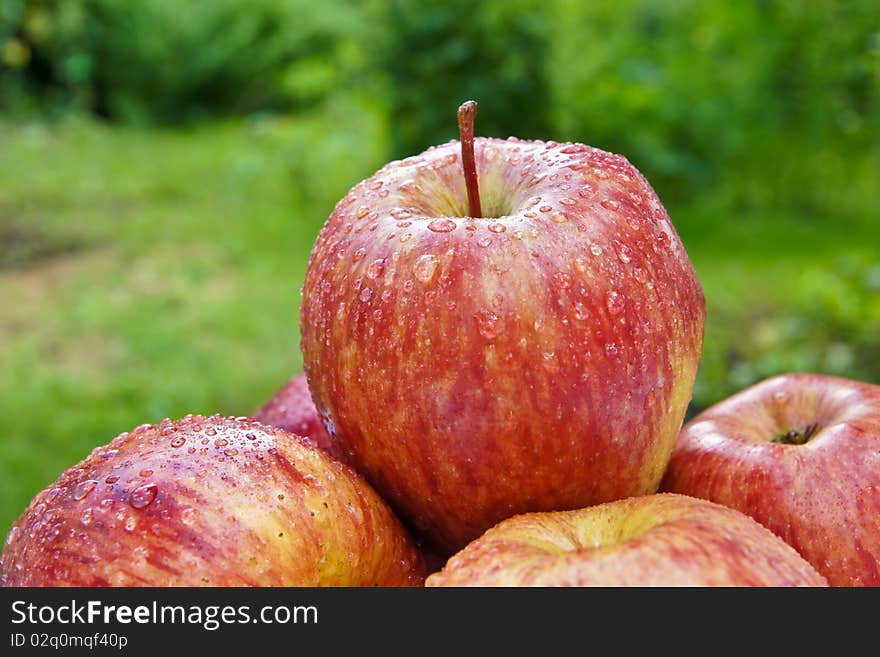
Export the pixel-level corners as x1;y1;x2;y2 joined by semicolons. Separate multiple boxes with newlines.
1;414;426;586
301;106;706;553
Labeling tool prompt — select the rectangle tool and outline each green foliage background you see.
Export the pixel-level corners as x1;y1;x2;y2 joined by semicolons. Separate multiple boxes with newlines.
1;0;878;532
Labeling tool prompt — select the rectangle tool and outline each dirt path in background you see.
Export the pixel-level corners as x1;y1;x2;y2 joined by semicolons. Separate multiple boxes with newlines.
0;246;123;371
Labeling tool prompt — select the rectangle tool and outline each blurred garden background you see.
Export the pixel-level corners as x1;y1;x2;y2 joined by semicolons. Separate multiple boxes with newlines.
1;0;878;532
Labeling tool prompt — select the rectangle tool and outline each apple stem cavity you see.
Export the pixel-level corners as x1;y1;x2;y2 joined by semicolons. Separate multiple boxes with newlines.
772;422;820;445
457;100;483;218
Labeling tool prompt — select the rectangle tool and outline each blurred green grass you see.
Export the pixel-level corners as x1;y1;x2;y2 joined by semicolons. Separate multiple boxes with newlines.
0;113;389;530
1;116;877;533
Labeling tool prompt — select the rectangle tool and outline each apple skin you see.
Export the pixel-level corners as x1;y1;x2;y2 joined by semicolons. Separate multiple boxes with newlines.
0;414;426;586
253;372;347;464
300;136;706;553
661;373;880;587
425;493;828;586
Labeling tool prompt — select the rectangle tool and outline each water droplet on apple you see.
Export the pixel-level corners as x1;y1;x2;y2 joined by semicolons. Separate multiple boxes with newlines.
129;483;158;509
353;247;367;262
578;185;595;199
657;231;671;249
124;516;138;532
550;213;568;224
559;197;577;206
526;175;544;187
170;436;186;448
214;438;229;448
413;254;440;285
139;469;153;478
355;206;370;219
600;198;620;212
399;233;412;243
616;242;633;264
542;352;560;373
427;218;457;233
604;342;619;358
488;222;506;233
539;205;553;213
606;290;625;315
573;302;589;321
477;237;492;247
366;258;386;280
359;287;373;302
378;189;389;198
181;507;197;526
80;508;93;526
474;310;502;340
553;272;573;289
589;243;603;257
72;480;98;501
205;427;217;436
105;475;119;484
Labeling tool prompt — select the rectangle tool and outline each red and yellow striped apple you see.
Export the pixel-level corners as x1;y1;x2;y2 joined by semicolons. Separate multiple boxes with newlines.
661;372;880;586
426;493;828;586
300;102;706;553
1;414;426;586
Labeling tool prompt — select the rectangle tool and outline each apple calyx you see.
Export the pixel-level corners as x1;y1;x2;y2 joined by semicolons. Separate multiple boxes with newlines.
772;422;820;445
457;100;483;218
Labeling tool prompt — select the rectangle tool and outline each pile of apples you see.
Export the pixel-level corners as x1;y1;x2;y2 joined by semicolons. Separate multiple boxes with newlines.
3;103;878;587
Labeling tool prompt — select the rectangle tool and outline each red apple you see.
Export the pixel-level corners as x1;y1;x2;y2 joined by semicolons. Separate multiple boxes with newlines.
661;372;880;587
1;414;426;586
253;372;347;464
300;102;706;553
425;493;828;586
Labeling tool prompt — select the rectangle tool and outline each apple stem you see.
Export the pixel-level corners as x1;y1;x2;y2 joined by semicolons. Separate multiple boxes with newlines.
457;100;483;218
772;422;819;445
